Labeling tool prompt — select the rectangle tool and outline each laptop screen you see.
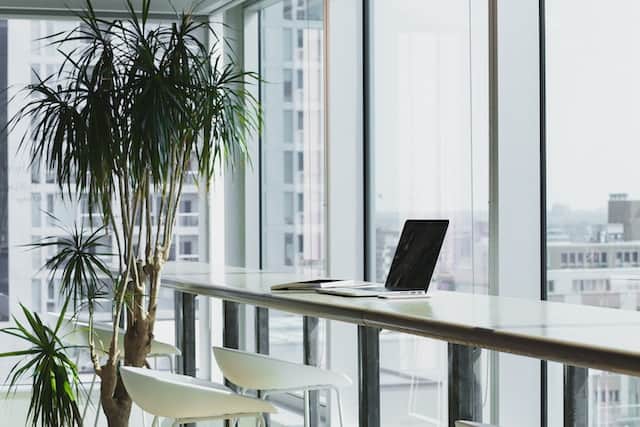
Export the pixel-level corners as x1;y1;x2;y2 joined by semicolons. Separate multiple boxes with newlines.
384;220;449;290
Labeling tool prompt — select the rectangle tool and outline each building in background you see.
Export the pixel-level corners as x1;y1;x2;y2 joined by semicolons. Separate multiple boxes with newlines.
261;0;324;274
548;193;640;426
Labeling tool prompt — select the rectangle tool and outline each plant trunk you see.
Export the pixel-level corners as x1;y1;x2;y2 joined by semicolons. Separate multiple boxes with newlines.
99;364;133;427
99;318;153;426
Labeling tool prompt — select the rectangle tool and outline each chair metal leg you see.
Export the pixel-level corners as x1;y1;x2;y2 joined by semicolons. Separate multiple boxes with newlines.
257;414;267;427
334;388;345;427
304;390;310;427
94;393;102;427
152;415;159;427
82;373;97;422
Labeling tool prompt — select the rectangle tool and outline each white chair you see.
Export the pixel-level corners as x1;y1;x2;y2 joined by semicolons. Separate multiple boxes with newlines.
455;422;498;427
213;346;352;427
49;315;180;425
120;366;277;427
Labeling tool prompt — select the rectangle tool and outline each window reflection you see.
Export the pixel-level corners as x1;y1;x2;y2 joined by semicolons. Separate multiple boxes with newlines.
546;1;640;424
369;0;489;424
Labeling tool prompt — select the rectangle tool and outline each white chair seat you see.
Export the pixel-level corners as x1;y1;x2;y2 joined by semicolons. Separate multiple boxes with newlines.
61;319;180;357
455;422;498;427
49;314;181;426
213;346;351;392
120;367;276;422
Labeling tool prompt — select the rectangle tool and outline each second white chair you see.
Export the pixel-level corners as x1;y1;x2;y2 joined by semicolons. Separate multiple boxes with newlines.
120;366;277;427
52;316;180;425
213;346;352;427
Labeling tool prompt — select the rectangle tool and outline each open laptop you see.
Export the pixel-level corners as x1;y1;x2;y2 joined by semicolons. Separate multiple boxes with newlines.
318;219;449;298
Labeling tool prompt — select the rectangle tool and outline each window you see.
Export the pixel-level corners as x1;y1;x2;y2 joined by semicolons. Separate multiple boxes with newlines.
283;68;293;102
296;29;303;49
178;235;199;261
260;0;325;272
178;194;199;227
283;110;293;143
295;0;306;20
284;232;294;266
283;0;292;19
30;160;40;183
31;235;40;269
46;193;54;225
258;4;326;424
283;28;293;61
284;151;294;184
545;1;640;423
31;193;41;227
368;0;488;424
284;191;294;225
45;167;55;184
31;279;41;312
297;192;304;212
297;110;303;130
296;69;303;89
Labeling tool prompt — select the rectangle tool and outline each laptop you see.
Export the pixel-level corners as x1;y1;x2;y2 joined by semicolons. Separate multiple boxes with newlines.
317;219;449;298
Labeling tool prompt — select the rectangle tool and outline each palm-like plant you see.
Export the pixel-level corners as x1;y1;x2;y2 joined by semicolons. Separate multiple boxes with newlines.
8;1;260;425
0;300;82;427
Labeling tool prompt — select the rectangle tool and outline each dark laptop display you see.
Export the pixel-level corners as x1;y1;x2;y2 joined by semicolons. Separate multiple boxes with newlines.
384;219;449;290
316;219;449;298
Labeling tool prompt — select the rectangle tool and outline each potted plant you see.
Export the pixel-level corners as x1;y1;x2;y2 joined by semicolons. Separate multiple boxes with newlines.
7;0;260;425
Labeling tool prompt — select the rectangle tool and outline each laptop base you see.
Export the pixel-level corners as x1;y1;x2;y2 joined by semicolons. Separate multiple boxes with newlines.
317;287;430;298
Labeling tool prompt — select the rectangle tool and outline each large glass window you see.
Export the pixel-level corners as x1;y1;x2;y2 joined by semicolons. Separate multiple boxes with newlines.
545;1;640;425
259;1;326;425
261;0;325;275
1;18;211;423
368;0;489;425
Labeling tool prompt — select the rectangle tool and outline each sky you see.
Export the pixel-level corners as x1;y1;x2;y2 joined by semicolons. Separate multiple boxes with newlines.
545;0;640;210
372;0;640;215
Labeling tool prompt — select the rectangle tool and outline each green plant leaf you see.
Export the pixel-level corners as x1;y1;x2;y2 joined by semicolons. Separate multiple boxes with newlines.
0;301;82;427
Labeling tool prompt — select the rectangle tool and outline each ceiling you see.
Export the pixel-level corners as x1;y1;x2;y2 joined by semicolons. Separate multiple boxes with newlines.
0;0;233;16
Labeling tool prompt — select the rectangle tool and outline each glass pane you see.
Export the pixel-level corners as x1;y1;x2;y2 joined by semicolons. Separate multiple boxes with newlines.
260;1;325;425
1;18;209;426
369;0;489;425
545;1;640;425
260;0;325;275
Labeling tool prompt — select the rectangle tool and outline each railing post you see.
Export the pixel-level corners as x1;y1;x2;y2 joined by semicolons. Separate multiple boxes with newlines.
256;307;270;426
304;316;322;427
256;307;270;355
223;301;241;388
174;291;196;427
448;343;482;427
564;365;588;427
174;291;196;377
358;326;380;427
